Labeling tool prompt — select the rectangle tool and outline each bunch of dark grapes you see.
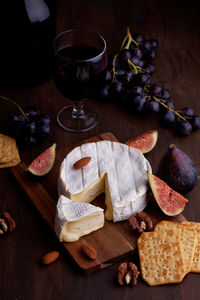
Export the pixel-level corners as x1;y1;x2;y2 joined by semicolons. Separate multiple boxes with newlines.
96;27;200;136
8;105;51;148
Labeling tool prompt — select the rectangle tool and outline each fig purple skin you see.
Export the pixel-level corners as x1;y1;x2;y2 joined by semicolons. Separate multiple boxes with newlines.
157;144;197;194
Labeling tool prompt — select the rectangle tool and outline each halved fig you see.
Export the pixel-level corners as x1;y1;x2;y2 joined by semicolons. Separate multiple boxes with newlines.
125;130;158;153
27;143;56;176
148;172;188;216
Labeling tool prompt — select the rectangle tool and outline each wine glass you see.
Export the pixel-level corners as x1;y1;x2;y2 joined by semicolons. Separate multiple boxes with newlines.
53;29;107;132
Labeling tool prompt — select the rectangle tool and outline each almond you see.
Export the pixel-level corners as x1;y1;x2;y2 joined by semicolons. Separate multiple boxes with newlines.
42;251;59;265
81;244;97;260
73;157;91;169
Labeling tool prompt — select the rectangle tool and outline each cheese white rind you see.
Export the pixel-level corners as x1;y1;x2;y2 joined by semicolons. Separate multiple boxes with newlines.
58;141;152;222
55;195;104;242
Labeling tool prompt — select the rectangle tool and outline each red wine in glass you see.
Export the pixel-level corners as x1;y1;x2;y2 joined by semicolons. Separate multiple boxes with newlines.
54;44;107;101
53;30;107;132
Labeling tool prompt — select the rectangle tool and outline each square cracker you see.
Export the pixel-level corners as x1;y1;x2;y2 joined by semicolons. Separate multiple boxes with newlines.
0;135;18;163
0;134;20;168
0;134;8;159
182;221;200;230
182;221;200;273
155;221;197;274
137;229;186;286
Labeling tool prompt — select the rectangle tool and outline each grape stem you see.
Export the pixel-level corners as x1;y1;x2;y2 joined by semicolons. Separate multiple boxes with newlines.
152;96;186;121
111;26;140;83
124;27;139;49
0;95;29;121
128;59;138;74
144;85;186;121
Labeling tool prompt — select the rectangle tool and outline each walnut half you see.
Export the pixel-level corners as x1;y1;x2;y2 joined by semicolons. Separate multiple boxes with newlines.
0;212;16;235
128;211;153;234
118;262;140;286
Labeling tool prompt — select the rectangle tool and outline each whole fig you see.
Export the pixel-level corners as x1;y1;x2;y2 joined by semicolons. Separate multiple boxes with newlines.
157;144;197;194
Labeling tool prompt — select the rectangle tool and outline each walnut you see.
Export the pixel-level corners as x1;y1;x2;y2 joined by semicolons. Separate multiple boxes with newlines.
118;262;140;286
128;263;140;286
0;218;8;234
118;262;127;286
0;212;16;235
136;212;153;231
3;212;16;232
128;211;153;234
128;216;143;234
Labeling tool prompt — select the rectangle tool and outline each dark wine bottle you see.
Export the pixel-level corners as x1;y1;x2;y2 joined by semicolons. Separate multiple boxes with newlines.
0;0;56;88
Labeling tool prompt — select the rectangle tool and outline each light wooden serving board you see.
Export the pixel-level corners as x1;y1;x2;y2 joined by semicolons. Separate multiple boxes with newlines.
11;132;186;274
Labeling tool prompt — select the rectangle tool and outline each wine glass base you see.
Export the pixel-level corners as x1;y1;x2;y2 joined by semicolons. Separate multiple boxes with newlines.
57;105;98;132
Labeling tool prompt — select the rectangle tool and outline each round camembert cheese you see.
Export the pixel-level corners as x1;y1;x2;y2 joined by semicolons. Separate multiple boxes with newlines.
58;140;152;222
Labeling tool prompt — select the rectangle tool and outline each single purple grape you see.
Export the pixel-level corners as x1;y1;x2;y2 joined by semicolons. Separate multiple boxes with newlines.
21;136;37;148
24;106;40;118
143;49;157;61
180;107;194;118
162;111;176;126
131;48;143;59
150;84;162;97
137;73;151;85
131;57;140;66
24;121;36;135
96;85;110;101
35;115;51;127
110;81;124;98
130;85;143;96
104;71;112;84
165;99;175;110
132;33;144;43
190;115;200;130
144;63;155;74
149;38;159;49
145;100;160;114
140;40;151;51
117;72;133;86
118;49;132;63
177;120;192;136
36;124;50;141
134;96;147;113
161;89;171;100
138;60;144;68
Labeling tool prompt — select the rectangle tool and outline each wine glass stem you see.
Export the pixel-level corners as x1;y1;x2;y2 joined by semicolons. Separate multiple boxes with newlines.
72;101;84;118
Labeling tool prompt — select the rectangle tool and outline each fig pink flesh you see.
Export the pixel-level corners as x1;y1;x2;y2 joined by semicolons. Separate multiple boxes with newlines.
28;143;56;176
126;130;158;153
148;173;188;216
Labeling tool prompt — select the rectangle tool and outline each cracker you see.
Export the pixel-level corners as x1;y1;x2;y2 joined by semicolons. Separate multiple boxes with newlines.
0;134;20;168
182;221;200;273
190;229;200;273
0;135;17;163
137;229;185;286
0;157;20;168
155;221;197;273
182;221;200;230
0;134;8;159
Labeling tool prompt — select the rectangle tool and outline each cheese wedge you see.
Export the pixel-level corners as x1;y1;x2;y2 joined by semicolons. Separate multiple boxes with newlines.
58;141;152;222
55;195;104;242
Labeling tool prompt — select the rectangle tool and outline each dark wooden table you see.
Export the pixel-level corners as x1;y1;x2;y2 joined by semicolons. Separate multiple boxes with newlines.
1;0;200;299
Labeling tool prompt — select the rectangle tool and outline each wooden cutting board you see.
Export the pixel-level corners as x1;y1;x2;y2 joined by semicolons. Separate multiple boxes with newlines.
11;132;186;274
